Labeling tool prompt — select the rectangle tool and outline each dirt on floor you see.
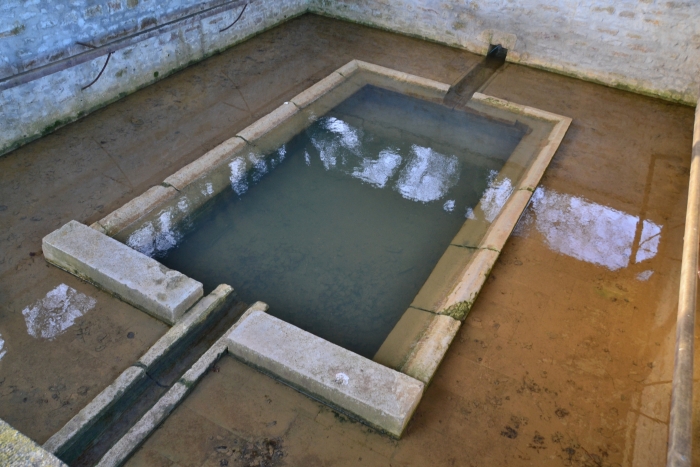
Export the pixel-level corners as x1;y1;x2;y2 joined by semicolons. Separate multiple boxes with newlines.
0;13;697;467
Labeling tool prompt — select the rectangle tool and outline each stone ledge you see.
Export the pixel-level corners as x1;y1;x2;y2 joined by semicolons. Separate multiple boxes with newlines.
138;284;234;369
1;419;66;466
290;71;346;109
97;186;178;237
95;301;261;467
225;308;424;438
43;367;145;456
400;315;461;384
236;102;298;143
43;220;203;325
163;137;247;191
95;383;189;467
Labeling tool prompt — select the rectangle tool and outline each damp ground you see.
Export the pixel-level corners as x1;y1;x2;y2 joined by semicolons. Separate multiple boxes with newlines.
0;14;696;467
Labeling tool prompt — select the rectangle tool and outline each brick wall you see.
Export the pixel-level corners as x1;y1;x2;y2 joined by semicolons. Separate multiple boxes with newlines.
311;0;700;105
0;0;308;156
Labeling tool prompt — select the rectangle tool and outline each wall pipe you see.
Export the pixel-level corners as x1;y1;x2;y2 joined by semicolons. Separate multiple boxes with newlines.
0;0;247;92
667;99;700;467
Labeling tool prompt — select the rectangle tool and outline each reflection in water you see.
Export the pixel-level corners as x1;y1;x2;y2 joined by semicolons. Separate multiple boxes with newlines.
0;333;5;361
395;145;460;202
309;117;463;204
351;149;402;188
636;220;662;263
229;158;249;195
637;270;654;281
22;284;96;340
127;210;181;258
525;187;662;270
480;170;514;222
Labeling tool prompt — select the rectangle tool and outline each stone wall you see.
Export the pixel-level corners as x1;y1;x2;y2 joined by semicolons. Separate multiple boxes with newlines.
2;0;699;156
310;0;700;105
0;0;308;156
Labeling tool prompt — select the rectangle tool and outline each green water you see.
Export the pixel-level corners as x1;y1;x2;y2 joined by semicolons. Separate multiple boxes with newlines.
157;86;524;358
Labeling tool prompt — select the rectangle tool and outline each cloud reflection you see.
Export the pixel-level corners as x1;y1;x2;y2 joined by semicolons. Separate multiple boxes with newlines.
395;145;460;203
126;210;181;258
525;187;662;270
351;149;402;188
22;284;96;340
480;170;514;222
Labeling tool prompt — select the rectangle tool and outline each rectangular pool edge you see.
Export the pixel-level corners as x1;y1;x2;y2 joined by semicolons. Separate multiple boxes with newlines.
225;307;425;438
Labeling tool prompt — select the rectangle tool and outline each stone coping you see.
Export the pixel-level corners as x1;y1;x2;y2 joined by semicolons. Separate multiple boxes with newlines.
0;418;66;466
39;60;570;439
226;307;424;438
43;285;235;459
376;93;570;383
94;302;264;467
43;220;203;325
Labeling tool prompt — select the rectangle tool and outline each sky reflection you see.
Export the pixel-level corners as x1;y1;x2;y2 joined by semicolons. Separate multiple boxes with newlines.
395;145;460;203
310;116;462;204
525;187;662;271
22;284;96;340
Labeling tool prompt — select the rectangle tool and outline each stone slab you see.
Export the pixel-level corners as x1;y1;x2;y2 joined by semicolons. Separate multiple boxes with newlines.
356;60;451;96
226;309;425;438
43;367;145;455
335;59;360;77
163;137;248;191
138;284;234;370
1;418;66;466
291;71;346;109
373;307;435;370
95;382;189;467
236;101;298;143
410;245;476;313
400;315;461;384
94;302;263;467
477;189;533;252
43;221;203;325
97;185;178;237
438;248;500;321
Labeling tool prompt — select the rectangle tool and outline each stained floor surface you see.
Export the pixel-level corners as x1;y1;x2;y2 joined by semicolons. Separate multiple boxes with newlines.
0;14;697;467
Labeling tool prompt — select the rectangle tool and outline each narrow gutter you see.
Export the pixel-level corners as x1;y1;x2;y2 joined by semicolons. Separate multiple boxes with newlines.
667;99;700;467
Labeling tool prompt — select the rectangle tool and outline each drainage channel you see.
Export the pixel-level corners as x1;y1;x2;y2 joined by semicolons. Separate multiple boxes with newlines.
53;291;248;467
444;44;507;108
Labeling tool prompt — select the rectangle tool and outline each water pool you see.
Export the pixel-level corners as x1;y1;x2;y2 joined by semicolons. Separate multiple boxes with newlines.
134;85;524;358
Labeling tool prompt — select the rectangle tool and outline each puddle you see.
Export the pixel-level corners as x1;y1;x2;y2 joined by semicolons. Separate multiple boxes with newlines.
0;333;6;361
519;186;662;270
21;284;97;340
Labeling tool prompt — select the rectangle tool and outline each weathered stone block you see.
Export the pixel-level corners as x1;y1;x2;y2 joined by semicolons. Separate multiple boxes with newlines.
400;314;461;384
42;220;203;325
43;367;145;456
163;137;247;191
97;185;178;237
226;308;425;438
1;418;66;466
236;101;298;143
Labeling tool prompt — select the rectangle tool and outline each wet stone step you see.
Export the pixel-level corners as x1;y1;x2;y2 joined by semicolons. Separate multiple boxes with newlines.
225;307;425;438
42;220;203;325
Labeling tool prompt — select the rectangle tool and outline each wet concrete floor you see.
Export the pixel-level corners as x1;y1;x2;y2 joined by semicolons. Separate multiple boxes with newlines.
0;13;696;467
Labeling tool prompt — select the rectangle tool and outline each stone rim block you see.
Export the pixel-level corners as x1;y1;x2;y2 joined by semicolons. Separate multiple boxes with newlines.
226;309;425;438
42;220;203;325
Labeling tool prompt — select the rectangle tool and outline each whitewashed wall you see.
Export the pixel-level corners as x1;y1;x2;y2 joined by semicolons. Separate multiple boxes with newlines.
311;0;700;105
